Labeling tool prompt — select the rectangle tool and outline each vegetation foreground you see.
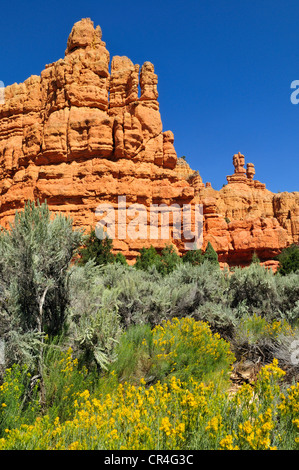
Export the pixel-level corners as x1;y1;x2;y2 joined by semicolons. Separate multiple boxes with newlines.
0;202;298;450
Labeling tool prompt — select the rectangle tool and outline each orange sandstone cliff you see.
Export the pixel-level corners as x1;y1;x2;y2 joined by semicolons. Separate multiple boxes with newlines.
0;18;298;264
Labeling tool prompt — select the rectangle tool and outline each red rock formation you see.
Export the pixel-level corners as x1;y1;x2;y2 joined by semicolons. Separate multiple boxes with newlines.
226;152;265;189
0;18;298;264
0;19;196;261
189;154;299;265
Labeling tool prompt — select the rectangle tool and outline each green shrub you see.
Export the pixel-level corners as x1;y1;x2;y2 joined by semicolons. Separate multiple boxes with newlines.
277;244;299;275
203;242;219;265
158;244;181;275
114;252;128;265
275;271;299;325
0;364;40;437
231;313;297;365
68;263;157;329
109;324;153;383
135;244;181;275
43;346;95;422
251;252;260;264
78;229;115;266
193;302;237;340
182;244;219;267
110;317;236;388
150;317;235;386
235;314;295;344
0;201;82;339
67;280;122;371
164;262;229;305
182;249;204;265
135;245;161;271
229;263;280;320
0;200;82;388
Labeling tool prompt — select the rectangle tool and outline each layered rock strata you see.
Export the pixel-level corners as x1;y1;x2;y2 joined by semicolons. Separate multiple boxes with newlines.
192;154;298;265
0;18;298;264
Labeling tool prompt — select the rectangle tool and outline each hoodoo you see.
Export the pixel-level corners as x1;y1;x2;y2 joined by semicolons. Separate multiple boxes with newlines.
0;18;298;264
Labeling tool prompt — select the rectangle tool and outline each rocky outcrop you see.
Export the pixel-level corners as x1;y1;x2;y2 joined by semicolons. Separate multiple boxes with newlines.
226;152;266;189
0;19;196;261
190;155;299;265
0;18;298;264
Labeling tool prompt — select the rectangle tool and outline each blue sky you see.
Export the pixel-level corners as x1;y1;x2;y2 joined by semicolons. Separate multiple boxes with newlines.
0;0;298;192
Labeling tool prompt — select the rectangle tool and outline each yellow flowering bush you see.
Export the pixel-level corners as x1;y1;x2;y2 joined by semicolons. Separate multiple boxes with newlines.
0;325;299;450
254;358;286;406
151;317;235;386
279;383;299;418
236;408;276;450
204;360;289;450
0;375;221;450
0;365;40;437
278;382;299;448
44;347;94;422
0;357;299;449
236;314;295;344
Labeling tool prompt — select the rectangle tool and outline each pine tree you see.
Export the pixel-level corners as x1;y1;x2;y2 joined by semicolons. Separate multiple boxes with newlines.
78;229;115;266
277;244;299;275
159;244;181;275
251;251;260;264
182;249;204;265
114;252;128;265
135;246;161;271
203;242;219;265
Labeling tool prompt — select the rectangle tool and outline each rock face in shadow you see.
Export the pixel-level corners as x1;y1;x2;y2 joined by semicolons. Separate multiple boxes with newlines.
0;18;298;264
